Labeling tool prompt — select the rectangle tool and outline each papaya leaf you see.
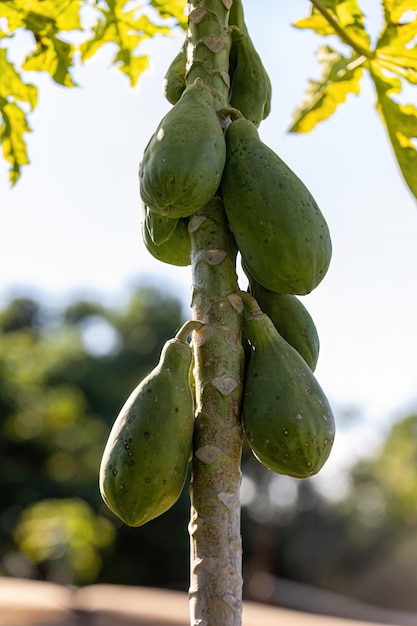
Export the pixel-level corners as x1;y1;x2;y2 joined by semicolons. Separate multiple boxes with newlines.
382;1;417;24
150;0;187;30
0;47;37;184
22;34;77;87
294;0;371;52
375;16;417;83
0;48;38;110
370;60;417;199
0;1;82;33
0;100;32;186
290;46;364;133
80;1;170;87
115;51;150;87
1;1;81;87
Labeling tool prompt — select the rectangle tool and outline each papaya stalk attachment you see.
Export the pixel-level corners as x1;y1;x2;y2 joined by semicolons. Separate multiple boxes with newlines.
175;319;205;342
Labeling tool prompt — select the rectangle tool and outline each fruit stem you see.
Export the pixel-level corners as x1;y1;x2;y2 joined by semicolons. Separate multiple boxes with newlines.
175;320;204;343
309;0;374;60
238;290;263;318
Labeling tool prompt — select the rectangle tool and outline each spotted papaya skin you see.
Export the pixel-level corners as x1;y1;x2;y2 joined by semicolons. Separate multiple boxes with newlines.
139;79;226;219
99;329;196;526
242;300;335;478
243;262;320;371
228;0;272;126
163;38;187;105
222;117;332;295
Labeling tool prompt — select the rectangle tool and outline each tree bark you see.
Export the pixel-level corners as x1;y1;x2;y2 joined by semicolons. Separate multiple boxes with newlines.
186;2;245;625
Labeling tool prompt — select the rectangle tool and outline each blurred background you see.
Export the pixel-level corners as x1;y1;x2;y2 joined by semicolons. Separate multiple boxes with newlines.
1;288;417;614
1;0;417;616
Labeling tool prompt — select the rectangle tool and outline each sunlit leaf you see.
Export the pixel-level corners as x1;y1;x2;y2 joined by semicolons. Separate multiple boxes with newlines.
80;1;171;85
1;101;31;185
293;0;371;50
13;498;115;583
0;0;82;33
382;1;417;24
375;14;417;83
23;35;77;87
0;48;38;109
294;14;336;36
0;2;26;32
116;51;150;87
370;60;417;199
0;48;37;184
151;0;188;29
290;46;364;133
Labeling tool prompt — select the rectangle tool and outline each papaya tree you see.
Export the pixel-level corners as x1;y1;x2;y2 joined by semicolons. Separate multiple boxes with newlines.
87;3;336;623
1;2;417;626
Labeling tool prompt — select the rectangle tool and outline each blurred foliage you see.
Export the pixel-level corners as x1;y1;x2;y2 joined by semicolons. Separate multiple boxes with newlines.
0;286;190;586
0;0;186;184
1;287;417;612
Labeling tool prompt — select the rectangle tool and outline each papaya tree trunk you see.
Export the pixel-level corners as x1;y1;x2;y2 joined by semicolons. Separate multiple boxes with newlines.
186;2;245;625
189;199;244;626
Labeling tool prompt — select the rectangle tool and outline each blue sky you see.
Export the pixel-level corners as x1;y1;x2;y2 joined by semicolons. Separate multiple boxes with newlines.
1;2;417;496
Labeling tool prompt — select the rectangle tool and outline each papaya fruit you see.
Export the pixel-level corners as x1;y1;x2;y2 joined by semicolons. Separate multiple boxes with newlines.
243;261;319;371
141;204;191;267
145;206;178;246
139;79;226;219
99;321;200;527
163;38;187;105
242;295;335;479
228;0;272;127
221;116;332;295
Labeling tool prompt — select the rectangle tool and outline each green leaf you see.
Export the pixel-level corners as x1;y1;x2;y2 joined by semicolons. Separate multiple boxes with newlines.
370;60;417;199
0;0;82;33
0;47;37;184
22;35;77;87
1;1;81;87
116;51;150;87
290;46;364;133
150;0;187;29
375;14;417;83
80;1;171;86
0;48;38;109
0;99;32;186
294;0;371;51
382;1;417;24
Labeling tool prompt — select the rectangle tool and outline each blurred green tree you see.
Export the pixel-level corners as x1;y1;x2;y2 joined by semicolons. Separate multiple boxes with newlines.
0;287;191;586
3;289;417;613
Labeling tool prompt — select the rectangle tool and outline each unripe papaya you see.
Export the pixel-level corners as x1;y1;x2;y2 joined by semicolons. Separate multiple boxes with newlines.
141;204;191;267
145;206;178;246
242;297;335;479
163;38;187;105
99;322;200;527
229;0;271;126
243;261;319;371
139;79;226;218
221;116;332;295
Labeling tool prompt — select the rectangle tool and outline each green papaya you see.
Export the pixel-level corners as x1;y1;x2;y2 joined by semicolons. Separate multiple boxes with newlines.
221;116;332;295
145;206;178;246
228;0;272;126
163;38;187;105
242;296;335;479
139;79;226;219
99;321;200;527
141;204;191;267
243;261;319;371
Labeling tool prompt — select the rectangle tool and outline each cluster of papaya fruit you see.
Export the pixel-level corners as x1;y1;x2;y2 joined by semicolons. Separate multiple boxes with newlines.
99;0;335;527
